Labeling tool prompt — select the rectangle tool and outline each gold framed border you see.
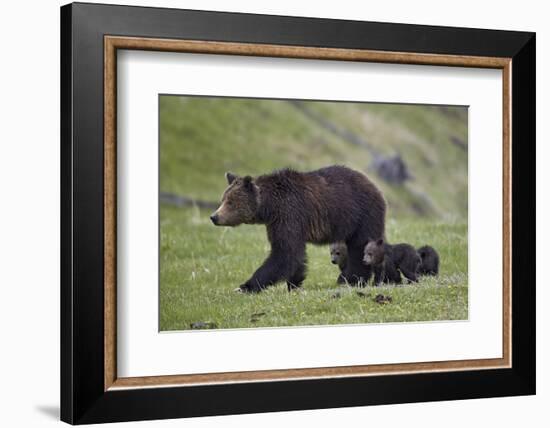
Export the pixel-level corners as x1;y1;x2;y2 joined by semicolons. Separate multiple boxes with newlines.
104;36;512;391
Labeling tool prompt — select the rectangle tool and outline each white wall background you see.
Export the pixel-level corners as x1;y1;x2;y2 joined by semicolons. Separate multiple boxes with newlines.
0;1;545;427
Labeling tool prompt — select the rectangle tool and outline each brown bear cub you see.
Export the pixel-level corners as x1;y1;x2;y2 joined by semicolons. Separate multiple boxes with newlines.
363;239;421;286
211;166;386;292
329;242;348;284
417;245;440;276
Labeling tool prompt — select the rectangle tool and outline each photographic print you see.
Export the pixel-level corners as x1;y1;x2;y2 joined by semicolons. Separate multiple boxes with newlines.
159;95;468;331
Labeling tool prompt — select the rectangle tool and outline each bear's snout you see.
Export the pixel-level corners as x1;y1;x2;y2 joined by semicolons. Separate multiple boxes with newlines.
210;214;219;225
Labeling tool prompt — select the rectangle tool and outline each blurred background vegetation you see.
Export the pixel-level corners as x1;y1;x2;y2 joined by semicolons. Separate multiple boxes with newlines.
160;95;468;221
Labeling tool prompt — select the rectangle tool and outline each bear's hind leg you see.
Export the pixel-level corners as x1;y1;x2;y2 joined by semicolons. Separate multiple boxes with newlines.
400;254;420;284
384;259;402;284
400;265;418;283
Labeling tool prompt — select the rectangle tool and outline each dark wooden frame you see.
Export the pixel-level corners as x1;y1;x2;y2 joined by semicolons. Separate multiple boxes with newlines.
61;2;536;424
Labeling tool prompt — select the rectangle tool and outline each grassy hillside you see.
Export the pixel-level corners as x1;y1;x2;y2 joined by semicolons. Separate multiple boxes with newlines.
160;96;468;221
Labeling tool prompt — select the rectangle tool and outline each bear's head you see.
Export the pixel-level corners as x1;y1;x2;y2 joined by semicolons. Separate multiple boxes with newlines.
210;172;259;227
418;248;427;260
363;239;385;266
329;242;347;267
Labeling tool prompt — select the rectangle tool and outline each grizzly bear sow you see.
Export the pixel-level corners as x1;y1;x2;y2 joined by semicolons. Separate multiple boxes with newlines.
210;166;386;292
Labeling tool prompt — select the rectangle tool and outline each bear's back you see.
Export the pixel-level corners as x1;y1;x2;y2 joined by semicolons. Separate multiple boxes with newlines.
256;165;386;244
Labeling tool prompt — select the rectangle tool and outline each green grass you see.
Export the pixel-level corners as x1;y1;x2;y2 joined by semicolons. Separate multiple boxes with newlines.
160;206;468;331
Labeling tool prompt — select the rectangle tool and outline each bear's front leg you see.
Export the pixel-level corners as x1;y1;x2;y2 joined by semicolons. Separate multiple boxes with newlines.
373;265;384;286
286;258;307;292
336;272;347;285
239;241;306;293
400;267;418;284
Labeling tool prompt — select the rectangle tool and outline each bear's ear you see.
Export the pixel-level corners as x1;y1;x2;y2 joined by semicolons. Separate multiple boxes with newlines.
225;172;238;185
376;238;384;246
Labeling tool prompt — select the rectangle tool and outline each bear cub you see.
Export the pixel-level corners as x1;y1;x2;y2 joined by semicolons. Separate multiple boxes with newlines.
417;245;440;276
363;239;421;285
329;242;348;284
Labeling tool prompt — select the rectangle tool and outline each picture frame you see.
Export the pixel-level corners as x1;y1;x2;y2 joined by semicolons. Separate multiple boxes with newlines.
61;2;535;424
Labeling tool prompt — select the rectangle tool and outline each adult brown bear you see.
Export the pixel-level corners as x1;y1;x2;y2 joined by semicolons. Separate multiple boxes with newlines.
210;166;386;292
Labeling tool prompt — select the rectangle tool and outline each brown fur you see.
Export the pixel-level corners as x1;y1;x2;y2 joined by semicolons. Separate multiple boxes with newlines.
417;245;440;276
364;239;420;285
329;242;347;270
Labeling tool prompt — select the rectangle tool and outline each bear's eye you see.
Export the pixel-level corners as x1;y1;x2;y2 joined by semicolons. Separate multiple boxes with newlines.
335;252;340;256
226;200;233;206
